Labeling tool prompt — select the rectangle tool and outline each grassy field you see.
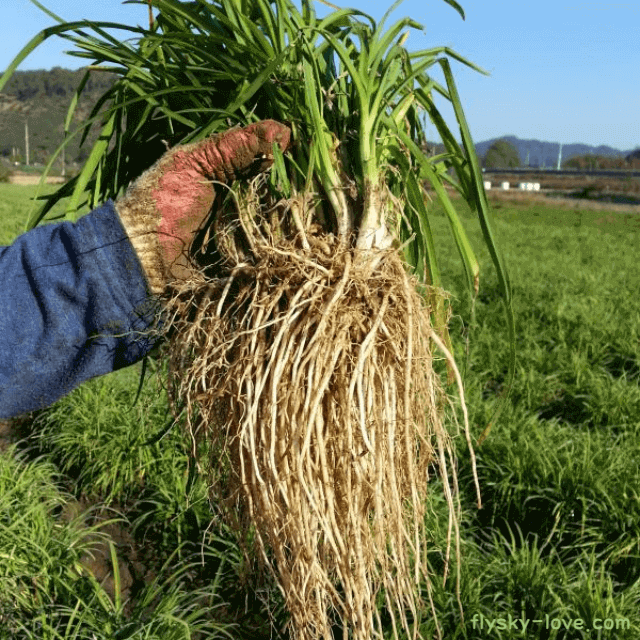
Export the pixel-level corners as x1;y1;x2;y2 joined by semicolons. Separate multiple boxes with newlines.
1;184;640;638
0;183;92;246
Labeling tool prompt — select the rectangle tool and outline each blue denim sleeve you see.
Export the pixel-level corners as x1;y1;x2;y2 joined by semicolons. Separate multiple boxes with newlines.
0;200;162;419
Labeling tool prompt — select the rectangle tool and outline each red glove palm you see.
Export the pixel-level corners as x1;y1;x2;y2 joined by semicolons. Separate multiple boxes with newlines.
115;120;291;294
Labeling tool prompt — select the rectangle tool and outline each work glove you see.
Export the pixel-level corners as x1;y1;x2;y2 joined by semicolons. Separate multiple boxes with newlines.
115;120;291;294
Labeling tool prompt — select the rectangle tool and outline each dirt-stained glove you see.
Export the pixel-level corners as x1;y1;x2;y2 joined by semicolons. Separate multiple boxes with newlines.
115;120;291;294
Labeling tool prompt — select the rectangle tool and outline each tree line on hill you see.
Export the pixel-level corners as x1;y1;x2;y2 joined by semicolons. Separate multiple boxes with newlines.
0;67;117;168
482;139;640;171
1;66;116;102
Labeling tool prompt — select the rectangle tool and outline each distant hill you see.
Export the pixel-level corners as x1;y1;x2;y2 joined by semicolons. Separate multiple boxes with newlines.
475;136;637;170
626;149;640;169
0;67;117;167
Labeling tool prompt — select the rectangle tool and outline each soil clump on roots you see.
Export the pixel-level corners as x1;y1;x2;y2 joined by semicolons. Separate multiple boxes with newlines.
154;181;473;640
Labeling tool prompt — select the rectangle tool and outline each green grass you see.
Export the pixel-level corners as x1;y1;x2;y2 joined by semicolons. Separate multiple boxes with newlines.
2;185;640;638
425;198;640;638
0;183;90;246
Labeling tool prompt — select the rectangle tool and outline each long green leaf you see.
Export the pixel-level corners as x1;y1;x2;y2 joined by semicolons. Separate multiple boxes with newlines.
439;57;516;442
369;17;422;76
0;22;106;93
67;111;117;220
399;131;479;298
385;149;456;381
28;0;65;23
442;0;466;20
409;46;489;77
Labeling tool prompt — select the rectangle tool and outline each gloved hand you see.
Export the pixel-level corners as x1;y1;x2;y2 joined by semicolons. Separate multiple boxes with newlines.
115;120;291;294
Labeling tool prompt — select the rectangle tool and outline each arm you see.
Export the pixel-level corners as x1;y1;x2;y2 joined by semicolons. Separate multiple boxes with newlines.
0;120;291;420
0;200;159;419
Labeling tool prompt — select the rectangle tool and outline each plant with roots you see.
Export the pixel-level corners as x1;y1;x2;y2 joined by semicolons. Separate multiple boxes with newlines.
1;0;515;638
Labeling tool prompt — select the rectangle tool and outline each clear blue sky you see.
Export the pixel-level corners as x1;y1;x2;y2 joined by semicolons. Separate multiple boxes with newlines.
2;0;639;151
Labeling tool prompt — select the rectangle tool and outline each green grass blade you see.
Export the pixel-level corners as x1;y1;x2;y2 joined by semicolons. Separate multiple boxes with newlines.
270;140;291;198
66;110;117;221
415;85;474;196
399;131;479;298
108;541;122;613
371;57;436;136
369;17;423;76
0;23;86;92
64;70;90;134
28;0;65;23
442;0;466;20
439;57;516;442
193;46;292;139
400;164;456;380
410;46;489;76
316;8;361;31
308;27;368;118
403;168;442;287
152;0;229;34
377;0;416;35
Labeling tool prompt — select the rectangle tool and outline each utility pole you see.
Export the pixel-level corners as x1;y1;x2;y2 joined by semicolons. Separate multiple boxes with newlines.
25;119;30;166
556;143;563;171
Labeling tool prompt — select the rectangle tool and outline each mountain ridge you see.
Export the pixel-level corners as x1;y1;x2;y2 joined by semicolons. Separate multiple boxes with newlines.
474;136;638;169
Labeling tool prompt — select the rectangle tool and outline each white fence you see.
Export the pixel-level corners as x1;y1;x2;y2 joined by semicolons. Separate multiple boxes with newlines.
519;182;541;191
483;181;541;191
